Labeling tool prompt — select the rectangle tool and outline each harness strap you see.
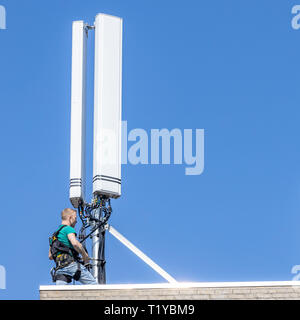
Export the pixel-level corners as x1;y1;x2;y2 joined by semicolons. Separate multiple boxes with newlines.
53;225;68;239
73;262;81;281
51;225;78;262
50;225;83;283
54;273;73;284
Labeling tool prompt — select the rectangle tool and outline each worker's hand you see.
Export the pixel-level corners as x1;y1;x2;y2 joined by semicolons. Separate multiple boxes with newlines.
83;256;91;265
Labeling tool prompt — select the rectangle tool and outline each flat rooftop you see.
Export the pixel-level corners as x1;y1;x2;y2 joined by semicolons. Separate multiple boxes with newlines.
40;281;300;300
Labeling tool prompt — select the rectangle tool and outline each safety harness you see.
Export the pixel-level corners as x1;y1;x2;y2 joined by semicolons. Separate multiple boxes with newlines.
49;225;81;283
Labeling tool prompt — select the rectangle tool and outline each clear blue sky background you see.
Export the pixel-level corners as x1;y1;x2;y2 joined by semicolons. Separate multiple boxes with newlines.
0;0;300;299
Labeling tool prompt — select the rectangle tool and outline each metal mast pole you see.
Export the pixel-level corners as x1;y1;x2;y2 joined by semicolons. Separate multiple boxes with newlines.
90;196;110;283
91;206;100;282
97;226;106;284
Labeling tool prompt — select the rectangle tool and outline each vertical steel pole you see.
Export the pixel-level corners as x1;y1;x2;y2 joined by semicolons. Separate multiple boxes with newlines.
91;197;107;283
97;227;106;284
91;207;100;282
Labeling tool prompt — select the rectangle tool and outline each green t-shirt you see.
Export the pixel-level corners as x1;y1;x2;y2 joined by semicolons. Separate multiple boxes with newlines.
56;225;76;255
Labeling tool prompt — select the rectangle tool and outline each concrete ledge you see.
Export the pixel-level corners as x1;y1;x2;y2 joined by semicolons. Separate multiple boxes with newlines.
39;281;300;300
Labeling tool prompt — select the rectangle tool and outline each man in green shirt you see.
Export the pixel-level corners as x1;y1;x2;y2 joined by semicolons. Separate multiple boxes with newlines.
49;208;97;285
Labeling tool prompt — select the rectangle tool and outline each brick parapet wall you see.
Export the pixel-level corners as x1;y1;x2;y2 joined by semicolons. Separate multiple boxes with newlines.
39;281;300;300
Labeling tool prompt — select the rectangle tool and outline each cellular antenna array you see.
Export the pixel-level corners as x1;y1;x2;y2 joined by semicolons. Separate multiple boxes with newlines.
69;13;176;284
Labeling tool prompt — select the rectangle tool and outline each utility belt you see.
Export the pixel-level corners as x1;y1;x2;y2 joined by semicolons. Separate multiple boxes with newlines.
55;253;75;269
51;253;82;283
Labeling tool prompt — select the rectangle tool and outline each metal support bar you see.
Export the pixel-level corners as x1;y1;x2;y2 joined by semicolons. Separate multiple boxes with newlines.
105;224;177;284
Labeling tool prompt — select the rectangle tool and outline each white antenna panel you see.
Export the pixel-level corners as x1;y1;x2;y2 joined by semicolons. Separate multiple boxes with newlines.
93;14;123;199
69;21;87;208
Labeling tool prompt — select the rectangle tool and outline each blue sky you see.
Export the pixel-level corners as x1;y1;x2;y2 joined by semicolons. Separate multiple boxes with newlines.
0;0;300;299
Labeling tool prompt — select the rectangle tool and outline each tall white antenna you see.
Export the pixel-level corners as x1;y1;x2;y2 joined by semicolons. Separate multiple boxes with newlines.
69;21;87;209
93;14;122;199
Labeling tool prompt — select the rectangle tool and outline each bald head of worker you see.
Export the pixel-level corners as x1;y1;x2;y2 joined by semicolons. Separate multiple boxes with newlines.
61;208;77;228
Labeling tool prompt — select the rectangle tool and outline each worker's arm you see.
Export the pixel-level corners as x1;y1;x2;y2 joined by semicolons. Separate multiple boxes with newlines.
48;247;53;260
67;233;90;264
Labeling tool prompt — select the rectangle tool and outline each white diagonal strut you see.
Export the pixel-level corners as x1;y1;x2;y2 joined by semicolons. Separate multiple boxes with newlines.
105;224;177;284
